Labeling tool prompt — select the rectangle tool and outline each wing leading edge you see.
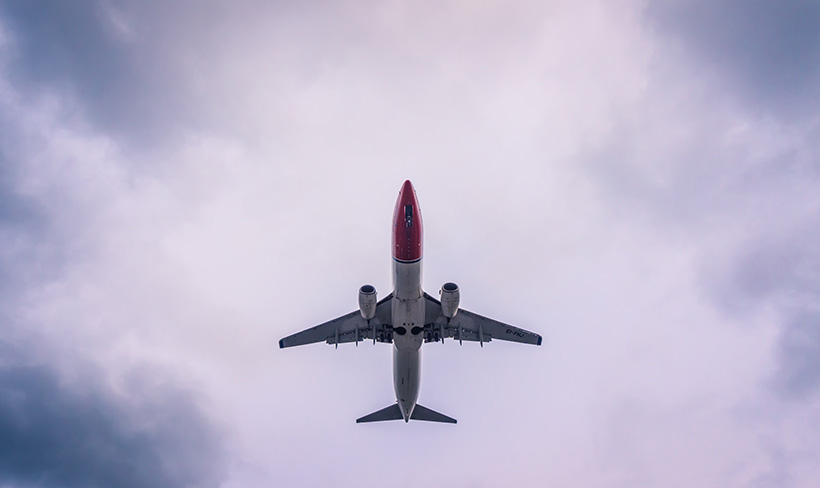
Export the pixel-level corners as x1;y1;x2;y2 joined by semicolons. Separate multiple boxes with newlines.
279;291;542;348
422;292;542;346
279;293;394;348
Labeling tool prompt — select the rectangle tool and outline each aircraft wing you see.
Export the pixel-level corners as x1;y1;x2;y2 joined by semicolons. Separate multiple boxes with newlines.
423;292;542;346
279;293;393;348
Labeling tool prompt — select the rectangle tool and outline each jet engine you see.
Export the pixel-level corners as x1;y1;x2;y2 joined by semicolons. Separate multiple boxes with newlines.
439;282;460;318
359;284;377;320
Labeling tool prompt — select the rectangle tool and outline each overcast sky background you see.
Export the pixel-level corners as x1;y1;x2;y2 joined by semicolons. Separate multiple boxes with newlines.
1;1;819;487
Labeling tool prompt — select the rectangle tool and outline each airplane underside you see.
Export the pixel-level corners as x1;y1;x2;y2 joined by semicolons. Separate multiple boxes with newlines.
278;180;542;424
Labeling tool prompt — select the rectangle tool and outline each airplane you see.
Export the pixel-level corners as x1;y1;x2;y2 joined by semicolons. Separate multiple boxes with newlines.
279;180;542;424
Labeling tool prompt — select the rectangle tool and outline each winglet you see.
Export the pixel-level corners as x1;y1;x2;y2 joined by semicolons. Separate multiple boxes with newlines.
278;339;285;349
537;335;542;346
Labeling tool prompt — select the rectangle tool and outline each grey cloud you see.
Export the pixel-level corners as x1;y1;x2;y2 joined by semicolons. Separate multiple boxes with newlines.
0;1;196;148
579;119;742;232
777;311;820;398
0;158;70;301
0;157;52;299
0;355;226;488
5;0;820;484
579;84;820;399
0;26;228;483
704;213;820;311
750;449;792;488
647;0;820;116
0;1;391;150
0;157;43;229
703;218;820;398
719;228;820;397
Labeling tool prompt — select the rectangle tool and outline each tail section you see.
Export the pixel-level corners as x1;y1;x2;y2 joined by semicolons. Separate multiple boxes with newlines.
356;403;457;424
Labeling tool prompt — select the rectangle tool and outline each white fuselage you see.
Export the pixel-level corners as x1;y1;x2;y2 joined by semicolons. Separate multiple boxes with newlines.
392;259;424;421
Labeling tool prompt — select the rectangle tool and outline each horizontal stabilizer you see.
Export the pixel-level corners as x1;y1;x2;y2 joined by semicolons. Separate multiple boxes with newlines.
356;403;457;424
356;404;403;423
411;404;457;423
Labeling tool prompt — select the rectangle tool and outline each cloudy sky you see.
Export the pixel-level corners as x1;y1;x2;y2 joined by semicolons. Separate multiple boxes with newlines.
1;1;819;486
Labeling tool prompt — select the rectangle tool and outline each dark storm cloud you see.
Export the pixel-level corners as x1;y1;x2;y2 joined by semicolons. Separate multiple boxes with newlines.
1;121;226;487
0;1;195;147
647;0;820;116
0;355;226;488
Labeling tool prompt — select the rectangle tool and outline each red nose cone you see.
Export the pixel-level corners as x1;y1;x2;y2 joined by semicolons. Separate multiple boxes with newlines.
392;180;423;262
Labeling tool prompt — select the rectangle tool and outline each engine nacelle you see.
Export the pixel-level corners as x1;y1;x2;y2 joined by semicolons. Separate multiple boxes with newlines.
439;282;460;318
358;284;377;320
